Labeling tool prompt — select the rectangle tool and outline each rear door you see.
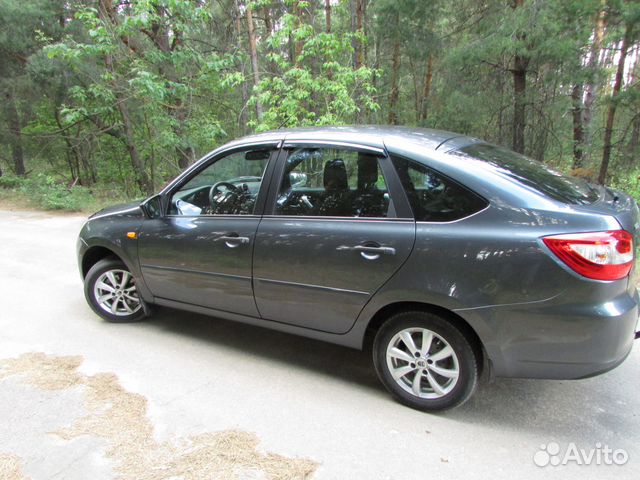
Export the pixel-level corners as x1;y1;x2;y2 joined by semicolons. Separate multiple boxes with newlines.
252;142;416;334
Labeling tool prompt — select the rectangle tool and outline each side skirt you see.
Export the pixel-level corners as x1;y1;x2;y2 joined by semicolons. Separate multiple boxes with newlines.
152;297;363;349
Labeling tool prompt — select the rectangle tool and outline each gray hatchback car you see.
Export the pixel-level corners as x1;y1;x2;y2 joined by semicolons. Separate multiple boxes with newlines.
77;126;640;411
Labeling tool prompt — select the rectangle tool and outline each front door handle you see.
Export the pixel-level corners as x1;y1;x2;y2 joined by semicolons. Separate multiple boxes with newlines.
352;245;396;255
217;234;250;248
336;243;396;260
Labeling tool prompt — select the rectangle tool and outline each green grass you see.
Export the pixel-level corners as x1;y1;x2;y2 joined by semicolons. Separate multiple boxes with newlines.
0;174;135;214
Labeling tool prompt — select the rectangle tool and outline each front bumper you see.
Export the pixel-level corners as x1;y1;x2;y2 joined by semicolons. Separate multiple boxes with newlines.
77;235;89;280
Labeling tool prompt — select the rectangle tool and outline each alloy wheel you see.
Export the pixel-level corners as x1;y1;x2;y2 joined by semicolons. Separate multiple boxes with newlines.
93;269;141;316
385;327;460;399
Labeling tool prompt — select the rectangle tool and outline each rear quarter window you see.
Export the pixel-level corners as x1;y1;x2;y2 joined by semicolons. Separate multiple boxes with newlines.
391;156;488;222
455;143;599;205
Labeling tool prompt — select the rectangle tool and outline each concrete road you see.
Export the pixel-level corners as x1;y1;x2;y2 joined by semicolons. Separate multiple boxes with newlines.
0;209;638;480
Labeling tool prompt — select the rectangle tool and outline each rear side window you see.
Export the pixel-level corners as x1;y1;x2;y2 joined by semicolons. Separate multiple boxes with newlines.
391;156;487;222
456;143;599;205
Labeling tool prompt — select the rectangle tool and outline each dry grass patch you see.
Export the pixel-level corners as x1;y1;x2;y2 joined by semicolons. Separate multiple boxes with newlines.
0;453;30;480
0;353;317;480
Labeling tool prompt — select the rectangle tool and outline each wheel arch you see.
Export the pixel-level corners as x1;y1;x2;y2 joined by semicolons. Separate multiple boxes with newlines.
81;245;124;278
363;301;487;375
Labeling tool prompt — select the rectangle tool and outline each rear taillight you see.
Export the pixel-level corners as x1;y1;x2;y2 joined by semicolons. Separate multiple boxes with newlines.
542;230;634;281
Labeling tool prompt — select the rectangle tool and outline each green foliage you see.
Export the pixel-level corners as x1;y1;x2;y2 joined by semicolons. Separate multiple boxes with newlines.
252;11;378;131
610;172;640;204
20;175;92;210
0;173;130;211
1;0;640;206
0;174;88;210
0;175;24;189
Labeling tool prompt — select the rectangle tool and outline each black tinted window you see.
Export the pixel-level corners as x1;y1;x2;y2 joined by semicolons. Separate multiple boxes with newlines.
456;143;599;205
275;148;391;218
169;150;270;216
391;156;487;222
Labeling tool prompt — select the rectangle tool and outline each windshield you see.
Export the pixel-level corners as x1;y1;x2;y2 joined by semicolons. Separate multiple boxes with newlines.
455;143;600;205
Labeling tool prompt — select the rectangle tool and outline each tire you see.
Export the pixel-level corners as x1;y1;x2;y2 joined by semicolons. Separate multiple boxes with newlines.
84;258;147;323
373;311;479;412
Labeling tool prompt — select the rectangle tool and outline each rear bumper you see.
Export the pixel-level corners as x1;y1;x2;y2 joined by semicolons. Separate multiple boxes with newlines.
471;289;639;379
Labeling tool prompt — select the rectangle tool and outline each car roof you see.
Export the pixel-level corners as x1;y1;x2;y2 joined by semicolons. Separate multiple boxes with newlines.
225;125;477;152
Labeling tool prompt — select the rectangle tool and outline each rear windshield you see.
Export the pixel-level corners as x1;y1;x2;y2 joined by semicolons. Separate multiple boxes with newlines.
455;143;600;205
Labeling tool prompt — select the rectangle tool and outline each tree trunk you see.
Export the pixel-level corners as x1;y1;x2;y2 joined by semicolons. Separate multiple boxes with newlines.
497;67;505;145
512;54;527;154
245;2;263;120
625;49;640;164
324;0;331;33
116;97;152;194
409;56;420;123
419;53;433;124
3;91;25;176
98;0;152;194
173;100;195;169
234;2;249;134
350;1;357;67
370;27;381;123
54;106;79;182
628;116;640;163
362;0;368;63
128;0;195;168
292;1;304;63
388;18;401;125
263;5;273;37
571;83;585;169
598;23;633;184
511;0;528;154
354;0;365;69
583;0;607;164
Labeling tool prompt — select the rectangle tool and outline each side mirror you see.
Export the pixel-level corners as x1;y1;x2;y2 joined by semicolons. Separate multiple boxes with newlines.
140;194;163;219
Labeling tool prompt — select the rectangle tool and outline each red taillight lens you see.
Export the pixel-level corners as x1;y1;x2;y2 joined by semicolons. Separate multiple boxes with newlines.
542;230;634;281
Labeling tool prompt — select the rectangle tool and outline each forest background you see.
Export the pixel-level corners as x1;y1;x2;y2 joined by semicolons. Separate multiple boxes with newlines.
1;0;639;211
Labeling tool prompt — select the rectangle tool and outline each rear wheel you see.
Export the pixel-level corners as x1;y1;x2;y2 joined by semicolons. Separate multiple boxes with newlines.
84;258;146;323
373;311;479;411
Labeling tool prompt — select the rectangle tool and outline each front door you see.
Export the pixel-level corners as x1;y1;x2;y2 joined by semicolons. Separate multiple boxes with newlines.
253;144;416;334
138;145;276;317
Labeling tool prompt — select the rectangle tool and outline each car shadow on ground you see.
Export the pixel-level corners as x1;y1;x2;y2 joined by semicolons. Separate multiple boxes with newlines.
148;307;381;390
145;307;638;444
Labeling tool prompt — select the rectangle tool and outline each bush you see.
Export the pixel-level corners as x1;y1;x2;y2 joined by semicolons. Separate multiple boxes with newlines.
1;173;138;212
610;172;640;204
17;174;97;211
0;175;26;189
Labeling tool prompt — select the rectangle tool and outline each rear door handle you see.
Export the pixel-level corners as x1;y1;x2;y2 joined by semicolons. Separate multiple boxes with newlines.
336;243;396;259
217;234;250;248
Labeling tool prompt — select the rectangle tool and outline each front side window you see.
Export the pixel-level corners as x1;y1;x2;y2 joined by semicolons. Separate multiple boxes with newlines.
391;156;487;222
170;149;271;216
274;147;391;218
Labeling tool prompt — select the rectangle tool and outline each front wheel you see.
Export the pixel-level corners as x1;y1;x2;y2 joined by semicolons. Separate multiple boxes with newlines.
373;311;479;411
84;258;146;323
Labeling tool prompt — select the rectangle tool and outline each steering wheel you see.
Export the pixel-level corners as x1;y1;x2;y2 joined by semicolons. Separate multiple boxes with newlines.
208;181;240;209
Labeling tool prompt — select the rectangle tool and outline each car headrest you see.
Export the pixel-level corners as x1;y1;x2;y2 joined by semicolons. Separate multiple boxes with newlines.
358;154;379;190
324;159;349;192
